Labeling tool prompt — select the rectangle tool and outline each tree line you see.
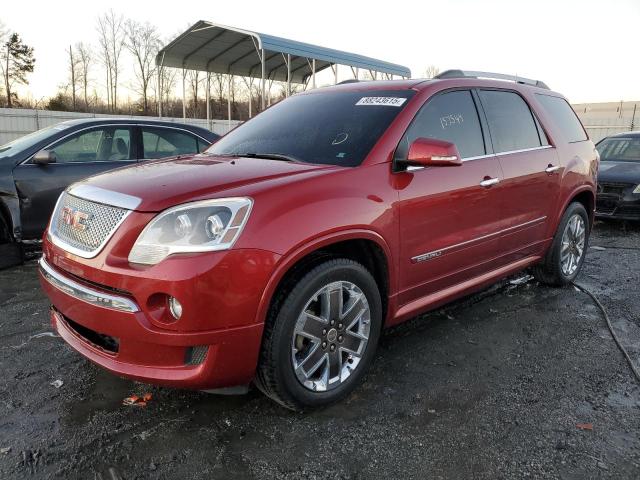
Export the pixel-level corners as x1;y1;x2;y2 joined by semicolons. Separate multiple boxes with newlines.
0;12;300;121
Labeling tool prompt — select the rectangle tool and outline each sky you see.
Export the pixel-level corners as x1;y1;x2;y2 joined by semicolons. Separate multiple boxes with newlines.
2;0;640;105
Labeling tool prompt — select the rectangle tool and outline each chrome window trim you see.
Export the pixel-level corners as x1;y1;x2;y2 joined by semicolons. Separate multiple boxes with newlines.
48;191;133;259
411;216;547;263
39;257;139;313
404;144;555;170
18;123;211;166
67;184;141;210
462;145;553;163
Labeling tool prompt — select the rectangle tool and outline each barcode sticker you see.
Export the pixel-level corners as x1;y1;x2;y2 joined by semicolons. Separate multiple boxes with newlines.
356;97;407;107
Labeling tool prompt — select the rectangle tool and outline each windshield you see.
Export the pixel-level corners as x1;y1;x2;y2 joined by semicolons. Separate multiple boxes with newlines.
207;89;416;167
597;137;640;162
0;124;70;160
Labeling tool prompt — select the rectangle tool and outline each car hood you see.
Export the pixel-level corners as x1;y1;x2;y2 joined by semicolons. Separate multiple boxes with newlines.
598;161;640;184
71;154;338;212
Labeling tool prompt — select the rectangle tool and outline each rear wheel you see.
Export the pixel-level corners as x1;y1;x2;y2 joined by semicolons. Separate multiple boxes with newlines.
255;258;382;410
532;202;589;286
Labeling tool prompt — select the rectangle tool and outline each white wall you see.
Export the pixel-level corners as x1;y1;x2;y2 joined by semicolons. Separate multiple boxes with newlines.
0;108;242;145
572;101;639;143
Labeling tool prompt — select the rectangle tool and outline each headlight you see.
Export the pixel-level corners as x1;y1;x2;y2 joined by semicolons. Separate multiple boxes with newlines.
128;197;252;265
634;184;640;194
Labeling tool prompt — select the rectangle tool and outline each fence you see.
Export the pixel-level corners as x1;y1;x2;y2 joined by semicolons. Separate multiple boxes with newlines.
0;108;243;145
581;118;637;144
2;106;636;147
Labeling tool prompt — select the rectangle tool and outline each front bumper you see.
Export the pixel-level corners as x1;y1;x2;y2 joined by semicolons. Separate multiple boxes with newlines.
596;183;640;220
39;238;280;389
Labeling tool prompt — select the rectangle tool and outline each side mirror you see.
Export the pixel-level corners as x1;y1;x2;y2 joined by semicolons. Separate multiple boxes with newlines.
32;149;57;165
404;138;462;168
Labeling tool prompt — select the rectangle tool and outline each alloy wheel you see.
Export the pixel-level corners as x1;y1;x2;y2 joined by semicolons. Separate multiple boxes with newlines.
560;213;586;277
291;281;371;392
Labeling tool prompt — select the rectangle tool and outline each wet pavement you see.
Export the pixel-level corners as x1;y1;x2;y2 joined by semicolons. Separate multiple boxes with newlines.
1;221;639;479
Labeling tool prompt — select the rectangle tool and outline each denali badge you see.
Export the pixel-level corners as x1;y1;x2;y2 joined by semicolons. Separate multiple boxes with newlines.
61;206;91;232
412;250;443;263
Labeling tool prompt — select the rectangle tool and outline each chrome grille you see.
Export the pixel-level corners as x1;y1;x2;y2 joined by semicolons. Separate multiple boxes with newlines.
50;192;129;257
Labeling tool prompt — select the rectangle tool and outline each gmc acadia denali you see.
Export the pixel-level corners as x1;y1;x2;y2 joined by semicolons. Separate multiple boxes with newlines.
39;70;598;410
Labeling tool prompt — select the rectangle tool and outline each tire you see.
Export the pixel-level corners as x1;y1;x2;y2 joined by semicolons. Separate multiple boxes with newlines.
532;202;590;286
0;216;23;270
255;258;383;411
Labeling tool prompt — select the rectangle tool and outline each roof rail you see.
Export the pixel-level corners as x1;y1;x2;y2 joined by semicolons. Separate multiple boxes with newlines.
434;69;550;90
336;79;361;85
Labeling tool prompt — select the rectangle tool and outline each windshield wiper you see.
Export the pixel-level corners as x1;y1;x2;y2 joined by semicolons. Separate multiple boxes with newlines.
239;152;302;163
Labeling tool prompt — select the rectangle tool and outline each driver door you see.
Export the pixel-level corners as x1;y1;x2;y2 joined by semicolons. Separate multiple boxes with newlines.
12;125;136;239
396;89;505;306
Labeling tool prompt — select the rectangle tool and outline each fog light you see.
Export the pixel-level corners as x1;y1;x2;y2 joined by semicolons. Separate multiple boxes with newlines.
185;346;209;365
168;296;183;319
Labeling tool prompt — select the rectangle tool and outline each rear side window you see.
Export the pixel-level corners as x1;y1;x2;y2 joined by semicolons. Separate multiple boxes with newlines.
142;127;199;159
479;90;542;153
535;94;588;143
395;90;485;160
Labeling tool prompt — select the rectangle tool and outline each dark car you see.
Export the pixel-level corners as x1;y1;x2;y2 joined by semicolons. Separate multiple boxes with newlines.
595;131;640;220
0;119;218;260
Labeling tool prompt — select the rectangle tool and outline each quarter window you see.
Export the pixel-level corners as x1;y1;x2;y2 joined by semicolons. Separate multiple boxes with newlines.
142;127;200;159
49;127;132;163
535;94;588;143
478;90;542;153
395;90;485;160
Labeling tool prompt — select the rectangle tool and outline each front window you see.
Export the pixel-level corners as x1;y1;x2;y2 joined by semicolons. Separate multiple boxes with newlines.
206;89;415;167
597;137;640;162
49;127;133;163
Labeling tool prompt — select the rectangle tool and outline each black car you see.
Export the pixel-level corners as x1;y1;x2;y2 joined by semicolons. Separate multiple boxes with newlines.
0;118;218;259
595;131;640;220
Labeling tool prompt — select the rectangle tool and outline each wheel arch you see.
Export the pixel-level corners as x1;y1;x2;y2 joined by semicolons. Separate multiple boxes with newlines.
255;230;395;329
559;187;595;230
0;197;16;242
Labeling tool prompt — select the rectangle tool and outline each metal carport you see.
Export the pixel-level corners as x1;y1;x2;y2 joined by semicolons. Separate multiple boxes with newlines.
156;21;411;123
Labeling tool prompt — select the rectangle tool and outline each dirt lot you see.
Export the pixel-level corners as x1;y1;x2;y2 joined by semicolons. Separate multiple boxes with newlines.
1;221;639;479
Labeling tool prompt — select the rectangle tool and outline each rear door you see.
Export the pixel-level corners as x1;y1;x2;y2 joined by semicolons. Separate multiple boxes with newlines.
140;126;204;160
477;89;560;259
396;89;504;305
12;125;136;239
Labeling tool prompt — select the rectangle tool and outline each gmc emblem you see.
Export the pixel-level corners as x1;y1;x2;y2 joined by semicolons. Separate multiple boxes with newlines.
61;207;91;231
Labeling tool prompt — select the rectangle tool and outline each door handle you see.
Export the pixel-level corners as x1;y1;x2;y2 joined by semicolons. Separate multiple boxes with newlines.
480;177;500;188
545;164;561;174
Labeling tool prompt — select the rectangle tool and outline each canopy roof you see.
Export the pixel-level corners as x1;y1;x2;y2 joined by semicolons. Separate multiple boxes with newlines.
157;21;411;83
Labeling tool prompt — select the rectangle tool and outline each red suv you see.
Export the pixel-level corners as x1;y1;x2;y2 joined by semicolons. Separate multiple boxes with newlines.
39;71;597;410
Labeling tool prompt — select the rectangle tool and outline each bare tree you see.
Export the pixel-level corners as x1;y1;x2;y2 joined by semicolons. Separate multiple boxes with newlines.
187;70;202;117
0;21;6;101
67;45;81;110
96;10;125;111
76;42;93;110
423;65;440;79
152;63;176;114
125;20;160;114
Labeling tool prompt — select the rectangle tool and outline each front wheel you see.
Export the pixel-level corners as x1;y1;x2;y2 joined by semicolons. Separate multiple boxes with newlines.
255;259;382;410
532;202;590;286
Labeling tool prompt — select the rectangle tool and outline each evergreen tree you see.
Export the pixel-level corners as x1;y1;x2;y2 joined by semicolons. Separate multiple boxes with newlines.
1;33;35;107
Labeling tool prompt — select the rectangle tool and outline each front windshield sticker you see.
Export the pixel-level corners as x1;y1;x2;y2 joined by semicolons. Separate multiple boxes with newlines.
356;97;407;107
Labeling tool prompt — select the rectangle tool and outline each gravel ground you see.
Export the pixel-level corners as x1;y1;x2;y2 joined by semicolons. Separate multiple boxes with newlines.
1;221;639;479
